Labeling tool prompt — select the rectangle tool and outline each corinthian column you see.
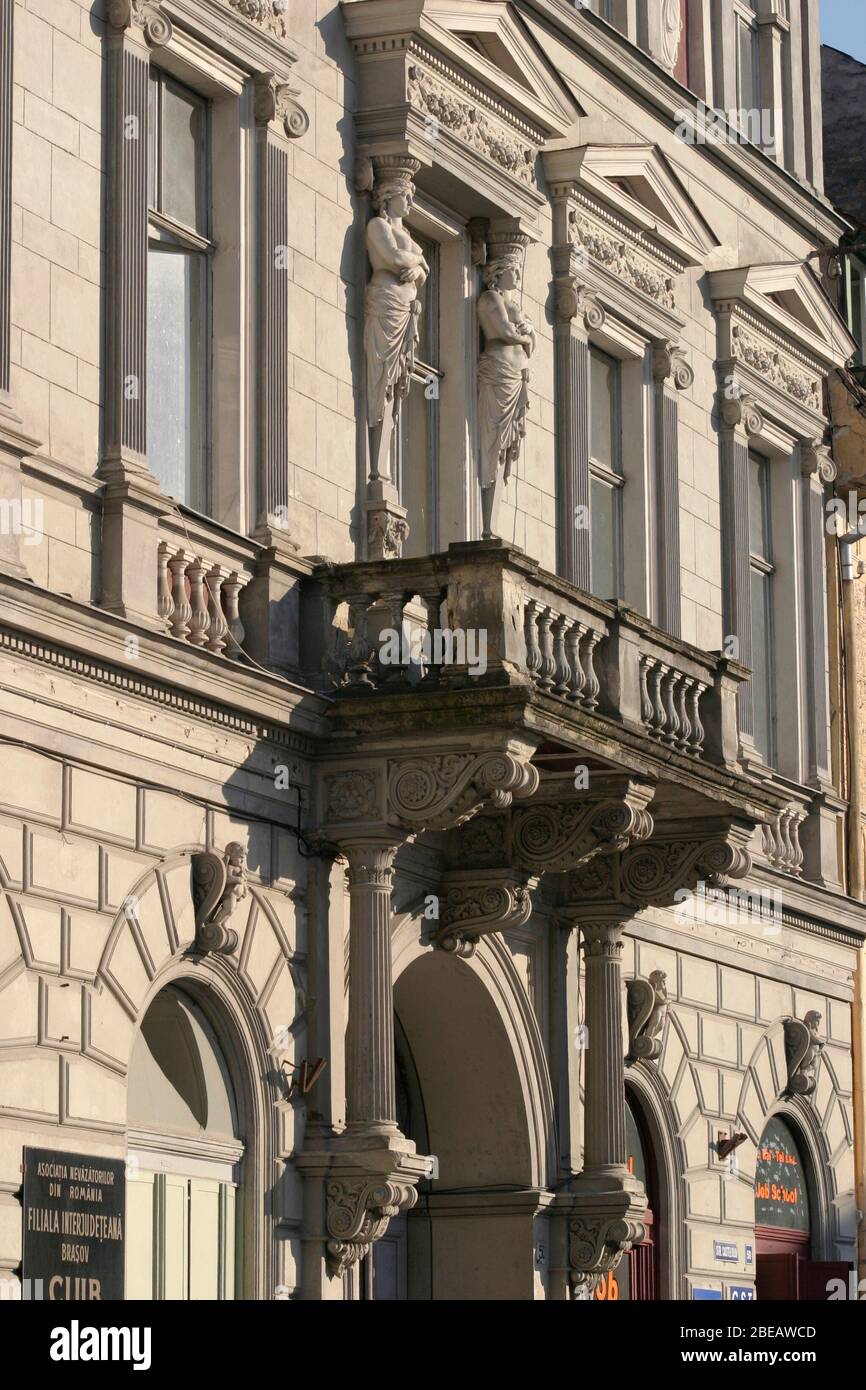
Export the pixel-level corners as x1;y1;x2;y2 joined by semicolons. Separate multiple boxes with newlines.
581;915;632;1171
344;838;402;1133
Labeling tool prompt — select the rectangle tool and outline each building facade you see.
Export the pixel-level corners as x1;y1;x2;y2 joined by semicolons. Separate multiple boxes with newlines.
0;0;863;1302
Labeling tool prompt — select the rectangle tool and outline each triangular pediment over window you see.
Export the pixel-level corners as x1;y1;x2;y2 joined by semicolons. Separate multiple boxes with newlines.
708;262;855;368
544;144;718;266
343;0;580;134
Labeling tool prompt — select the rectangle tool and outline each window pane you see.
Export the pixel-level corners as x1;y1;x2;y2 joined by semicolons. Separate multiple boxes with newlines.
591;474;619;599
737;19;756;112
748;453;769;559
161;81;206;233
399;376;433;557
590;347;618;471
750;568;774;762
147;245;206;508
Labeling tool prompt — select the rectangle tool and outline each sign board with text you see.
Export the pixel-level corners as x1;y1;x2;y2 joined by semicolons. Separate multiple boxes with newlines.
22;1147;125;1301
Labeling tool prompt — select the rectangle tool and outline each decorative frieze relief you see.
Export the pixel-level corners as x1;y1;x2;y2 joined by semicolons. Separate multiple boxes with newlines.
407;62;536;185
225;0;288;40
569;210;676;310
783;1012;824;1098
732;323;821;412
325;770;379;824
626;971;669;1064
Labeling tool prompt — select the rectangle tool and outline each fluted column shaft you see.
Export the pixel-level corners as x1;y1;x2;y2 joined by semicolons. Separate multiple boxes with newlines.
344;840;399;1132
581;916;629;1172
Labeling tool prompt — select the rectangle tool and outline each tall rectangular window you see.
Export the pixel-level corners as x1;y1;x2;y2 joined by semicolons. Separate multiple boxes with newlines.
147;71;211;511
749;451;775;764
735;2;761;116
589;345;623;600
397;233;440;557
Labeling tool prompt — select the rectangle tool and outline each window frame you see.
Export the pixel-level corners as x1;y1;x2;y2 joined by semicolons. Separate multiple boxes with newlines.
146;68;215;515
747;448;777;767
589;343;625;601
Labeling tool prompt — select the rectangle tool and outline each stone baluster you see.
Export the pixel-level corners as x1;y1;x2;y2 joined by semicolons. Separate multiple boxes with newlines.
538;608;556;690
186;559;211;648
223;573;246;661
206;565;230;655
567;623;586;704
580;630;601;710
167;551;192;641
157;541;174;629
524;599;542;685
553;615;572;695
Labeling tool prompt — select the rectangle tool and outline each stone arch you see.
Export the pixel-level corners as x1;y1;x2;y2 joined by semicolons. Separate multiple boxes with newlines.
391;910;555;1190
626;1057;688;1299
93;848;304;1299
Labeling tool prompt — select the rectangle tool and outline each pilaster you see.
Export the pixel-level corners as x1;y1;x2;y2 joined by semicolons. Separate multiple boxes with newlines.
652;339;693;636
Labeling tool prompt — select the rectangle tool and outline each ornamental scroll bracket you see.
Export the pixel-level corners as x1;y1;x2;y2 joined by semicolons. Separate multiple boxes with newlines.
783;1011;824;1098
190;843;248;955
626;970;669;1064
433;868;537;958
325;1174;420;1278
108;0;172;46
652;339;694;391
253;72;310;140
386;750;540;833
564;819;754;914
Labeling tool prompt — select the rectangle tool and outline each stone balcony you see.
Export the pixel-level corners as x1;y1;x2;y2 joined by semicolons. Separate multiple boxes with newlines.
304;539;789;835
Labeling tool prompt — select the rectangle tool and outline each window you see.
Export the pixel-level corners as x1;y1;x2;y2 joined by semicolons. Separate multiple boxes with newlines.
749;452;775;764
396;233;440;557
147;71;211;511
126;986;241;1300
735;1;760;114
589;346;623;599
846;256;866;365
588;0;612;18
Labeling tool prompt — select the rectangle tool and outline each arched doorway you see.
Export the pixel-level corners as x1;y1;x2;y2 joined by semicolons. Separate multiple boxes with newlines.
594;1094;660;1301
366;948;543;1300
754;1113;849;1300
126;984;243;1300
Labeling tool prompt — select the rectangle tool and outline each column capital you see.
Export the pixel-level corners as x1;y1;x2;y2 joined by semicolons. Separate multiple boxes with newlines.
718;387;764;438
800;437;836;484
341;837;402;887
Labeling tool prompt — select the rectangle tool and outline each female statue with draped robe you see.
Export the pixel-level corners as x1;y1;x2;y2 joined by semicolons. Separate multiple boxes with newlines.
364;166;429;481
477;251;535;539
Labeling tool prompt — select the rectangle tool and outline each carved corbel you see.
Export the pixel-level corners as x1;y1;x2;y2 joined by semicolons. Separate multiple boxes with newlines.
107;0;172;46
800;438;837;484
566;820;754;912
568;1206;647;1292
190;843;247;954
554;274;606;333
652;340;694;391
433;868;536;957
783;1011;824;1097
626;971;669;1063
326;1174;420;1277
511;788;655;874
253;72;310;139
718;387;764;437
387;750;539;833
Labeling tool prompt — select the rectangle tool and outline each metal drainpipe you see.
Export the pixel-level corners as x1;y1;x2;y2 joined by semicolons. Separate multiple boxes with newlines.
840;534;866;1291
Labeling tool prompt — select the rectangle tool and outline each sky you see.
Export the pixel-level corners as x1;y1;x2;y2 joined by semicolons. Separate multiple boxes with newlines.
821;0;866;63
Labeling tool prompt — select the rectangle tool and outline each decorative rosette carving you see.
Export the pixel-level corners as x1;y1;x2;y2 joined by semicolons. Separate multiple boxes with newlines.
511;796;653;874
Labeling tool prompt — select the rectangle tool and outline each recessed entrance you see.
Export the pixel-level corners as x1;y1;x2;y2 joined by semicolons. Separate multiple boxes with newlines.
754;1114;848;1301
126;984;243;1300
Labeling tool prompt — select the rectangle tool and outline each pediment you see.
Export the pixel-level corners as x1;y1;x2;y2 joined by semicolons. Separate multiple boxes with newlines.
543;144;719;266
343;0;580;137
708;262;855;368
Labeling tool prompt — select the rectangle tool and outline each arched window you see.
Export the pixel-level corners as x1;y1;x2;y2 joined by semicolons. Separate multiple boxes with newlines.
126;985;243;1300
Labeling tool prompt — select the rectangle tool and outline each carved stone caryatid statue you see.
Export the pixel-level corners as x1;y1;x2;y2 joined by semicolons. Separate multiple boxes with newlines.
477;233;535;539
660;0;683;70
783;1010;824;1097
626;970;669;1063
362;158;428;512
